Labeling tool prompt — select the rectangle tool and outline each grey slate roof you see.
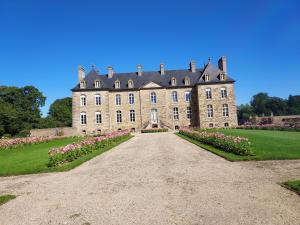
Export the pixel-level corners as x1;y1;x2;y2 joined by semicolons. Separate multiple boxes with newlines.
71;62;235;91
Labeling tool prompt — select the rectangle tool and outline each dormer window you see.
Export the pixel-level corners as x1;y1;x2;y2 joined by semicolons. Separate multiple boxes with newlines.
204;74;210;82
220;73;226;80
171;77;177;86
184;77;190;86
94;80;101;88
128;79;134;88
80;80;86;88
115;80;120;89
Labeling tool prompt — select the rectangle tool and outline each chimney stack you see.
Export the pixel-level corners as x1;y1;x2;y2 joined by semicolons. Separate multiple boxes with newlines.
160;63;165;75
78;65;85;81
137;64;142;76
107;66;114;78
190;60;196;73
218;56;227;74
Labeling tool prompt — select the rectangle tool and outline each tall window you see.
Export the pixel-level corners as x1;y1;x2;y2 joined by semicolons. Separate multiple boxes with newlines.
204;74;210;82
95;94;101;105
186;107;192;119
184;77;190;86
220;73;225;80
129;110;135;122
116;110;122;123
173;107;179;120
128;79;134;88
80;95;86;106
206;88;212;99
128;93;134;105
80;112;87;125
150;92;157;104
220;87;227;98
171;77;177;86
80;81;86;88
223;104;229;117
94;80;101;88
185;91;191;102
172;91;178;103
95;111;102;124
115;80;120;89
207;104;213;118
116;94;121;105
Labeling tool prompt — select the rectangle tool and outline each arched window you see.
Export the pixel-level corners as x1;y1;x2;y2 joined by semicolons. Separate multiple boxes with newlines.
184;77;190;86
207;104;213;118
115;80;120;89
95;111;102;124
128;79;134;88
171;77;177;86
204;74;210;82
116;110;122;123
223;104;229;117
128;93;134;105
94;80;101;88
173;107;179;120
220;73;226;80
150;92;157;104
115;94;121;105
95;94;101;105
206;88;212;99
172;91;178;103
80;112;87;125
80;95;86;106
220;87;227;98
129;110;135;122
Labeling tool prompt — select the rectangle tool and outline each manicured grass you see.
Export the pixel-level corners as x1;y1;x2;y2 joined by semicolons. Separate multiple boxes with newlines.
0;195;16;205
282;180;300;195
0;135;132;176
178;129;300;161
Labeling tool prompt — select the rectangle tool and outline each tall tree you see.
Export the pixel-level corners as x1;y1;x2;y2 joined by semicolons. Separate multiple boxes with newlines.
287;95;300;115
250;92;271;116
48;97;72;127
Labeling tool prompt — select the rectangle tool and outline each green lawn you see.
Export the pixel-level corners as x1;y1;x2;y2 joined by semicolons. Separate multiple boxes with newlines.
0;135;132;176
178;129;300;161
282;180;300;195
0;195;16;205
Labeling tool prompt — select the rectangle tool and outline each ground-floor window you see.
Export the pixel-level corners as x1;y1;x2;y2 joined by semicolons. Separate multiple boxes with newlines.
207;105;213;118
80;112;87;125
131;127;136;132
209;123;214;128
186;107;192;119
173;107;179;120
224;122;229;127
223;104;229;117
116;110;122;123
129;109;135;122
175;125;179;130
95;112;102;124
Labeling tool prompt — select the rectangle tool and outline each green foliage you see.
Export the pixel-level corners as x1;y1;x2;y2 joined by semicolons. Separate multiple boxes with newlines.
141;128;168;133
283;180;300;194
0;195;16;205
237;104;255;124
237;126;300;132
48;97;72;127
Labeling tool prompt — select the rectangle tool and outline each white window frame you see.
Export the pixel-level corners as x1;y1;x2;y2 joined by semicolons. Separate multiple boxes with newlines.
95;94;101;105
80;112;87;125
95;111;102;124
115;94;121;105
128;79;134;88
206;88;212;99
115;80;120;89
150;92;157;104
129;109;135;122
173;107;179;120
171;77;177;86
220;73;225;80
116;110;122;123
94;80;101;88
185;91;191;102
184;77;190;86
204;74;210;82
186;107;192;119
172;91;178;103
207;104;213;118
221;87;227;98
80;95;86;106
223;104;229;117
128;93;134;105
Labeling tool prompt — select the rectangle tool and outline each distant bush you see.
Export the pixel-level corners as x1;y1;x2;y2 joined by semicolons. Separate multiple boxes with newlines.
141;128;168;133
237;125;300;132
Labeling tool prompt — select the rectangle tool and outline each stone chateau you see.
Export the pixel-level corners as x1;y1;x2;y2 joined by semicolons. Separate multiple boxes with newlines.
71;57;238;134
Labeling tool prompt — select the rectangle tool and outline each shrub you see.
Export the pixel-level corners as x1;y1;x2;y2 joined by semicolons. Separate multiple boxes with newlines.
237;125;300;132
179;127;252;156
141;128;168;133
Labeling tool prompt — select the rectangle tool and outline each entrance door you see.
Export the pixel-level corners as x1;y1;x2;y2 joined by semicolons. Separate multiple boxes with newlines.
150;109;158;124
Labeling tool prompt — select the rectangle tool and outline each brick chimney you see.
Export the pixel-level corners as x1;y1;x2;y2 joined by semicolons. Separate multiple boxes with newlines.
190;60;196;73
78;65;85;81
137;64;142;76
107;66;114;78
160;63;165;75
218;56;227;74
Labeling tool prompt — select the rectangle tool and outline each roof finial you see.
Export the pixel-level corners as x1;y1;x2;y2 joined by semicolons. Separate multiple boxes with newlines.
208;57;212;63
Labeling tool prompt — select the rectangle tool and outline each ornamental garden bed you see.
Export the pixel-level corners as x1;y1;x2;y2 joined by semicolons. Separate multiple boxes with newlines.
141;128;168;133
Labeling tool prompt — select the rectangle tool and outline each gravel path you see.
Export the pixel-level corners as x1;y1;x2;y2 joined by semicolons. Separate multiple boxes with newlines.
0;132;299;225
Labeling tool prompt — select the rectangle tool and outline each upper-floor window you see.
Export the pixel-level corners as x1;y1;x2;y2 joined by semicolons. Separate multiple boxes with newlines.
186;106;192;119
128;79;134;88
207;104;213;118
172;91;178;103
115;94;121;105
150;92;157;104
220;87;227;98
94;80;101;88
95;111;102;124
129;109;135;122
206;88;212;99
95;94;101;105
80;112;87;125
115;80;121;89
173;107;179;120
220;73;226;80
80;95;86;106
184;77;190;86
80;80;86;88
223;104;229;117
116;110;122;123
171;77;177;86
204;74;210;82
129;93;134;105
185;91;191;102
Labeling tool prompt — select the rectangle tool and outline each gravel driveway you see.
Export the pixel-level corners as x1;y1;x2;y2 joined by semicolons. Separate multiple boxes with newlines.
0;132;299;225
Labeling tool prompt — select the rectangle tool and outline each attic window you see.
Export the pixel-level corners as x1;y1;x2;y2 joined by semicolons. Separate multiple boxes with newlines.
128;79;134;88
171;77;177;86
184;77;190;86
204;74;210;82
94;80;101;88
80;80;86;88
220;73;226;80
115;80;120;89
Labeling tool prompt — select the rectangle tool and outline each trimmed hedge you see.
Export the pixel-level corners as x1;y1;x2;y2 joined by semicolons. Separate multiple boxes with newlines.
237;126;300;132
141;128;168;133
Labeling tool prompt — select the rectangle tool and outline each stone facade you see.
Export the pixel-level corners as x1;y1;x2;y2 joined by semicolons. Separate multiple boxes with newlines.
71;57;238;135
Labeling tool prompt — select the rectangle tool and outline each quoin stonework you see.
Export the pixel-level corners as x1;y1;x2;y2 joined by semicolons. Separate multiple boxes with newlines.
72;57;238;135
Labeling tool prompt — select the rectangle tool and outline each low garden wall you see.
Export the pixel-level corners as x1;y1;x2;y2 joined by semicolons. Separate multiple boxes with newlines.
30;127;78;137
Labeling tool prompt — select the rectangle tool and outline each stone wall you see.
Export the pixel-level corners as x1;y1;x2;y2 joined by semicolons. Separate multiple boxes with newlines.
30;127;78;137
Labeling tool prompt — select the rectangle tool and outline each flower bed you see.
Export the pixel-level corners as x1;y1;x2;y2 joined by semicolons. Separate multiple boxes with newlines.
48;130;130;167
237;125;300;132
179;127;252;156
141;128;168;133
0;136;65;150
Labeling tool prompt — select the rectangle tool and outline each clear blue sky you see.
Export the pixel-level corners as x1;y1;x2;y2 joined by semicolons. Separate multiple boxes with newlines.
0;0;299;116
